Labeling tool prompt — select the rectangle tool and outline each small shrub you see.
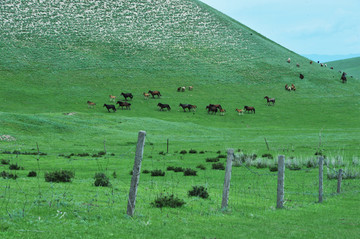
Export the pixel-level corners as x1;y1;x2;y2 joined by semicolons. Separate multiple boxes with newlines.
188;186;209;199
179;150;187;154
45;170;74;183
212;163;225;170
167;166;175;171
151;169;165;176
27;171;37;177
151;194;185;208
94;173;111;187
1;159;10;165
1;171;17;179
196;164;206;170
206;157;219;163
9;163;20;170
98;151;106;156
216;150;221;154
77;153;89;157
183;168;197;176
262;153;273;159
189;149;197;154
217;154;226;159
159;151;165;155
129;170;133;175
112;171;117;178
173;167;184;172
110;153;115;156
269;165;278;172
142;169;150;174
199;151;205;154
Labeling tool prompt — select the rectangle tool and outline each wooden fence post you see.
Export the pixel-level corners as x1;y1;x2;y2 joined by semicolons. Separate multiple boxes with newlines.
337;169;343;194
221;149;234;209
127;131;146;217
277;155;285;209
318;156;324;203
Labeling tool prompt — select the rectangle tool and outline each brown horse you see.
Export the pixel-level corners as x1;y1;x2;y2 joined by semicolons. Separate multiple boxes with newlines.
87;101;96;108
341;72;347;83
291;84;296;91
264;96;275;105
121;92;133;101
148;90;161;98
235;109;243;115
190;105;197;112
220;108;226;116
116;101;131;110
244;106;255;114
206;105;218;114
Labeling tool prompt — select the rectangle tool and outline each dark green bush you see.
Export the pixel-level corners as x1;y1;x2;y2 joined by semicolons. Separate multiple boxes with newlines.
1;171;18;179
45;170;74;183
269;165;278;172
173;167;184;172
77;153;89;157
159;151;165;155
206;157;219;163
196;164;206;170
262;153;273;159
151;169;165;176
27;171;37;177
188;186;209;199
212;163;225;170
189;149;197;154
112;171;117;178
199;151;205;154
1;159;10;165
217;154;226;159
183;168;197;176
142;169;150;174
98;151;106;156
9;163;20;170
167;166;175;171
151;194;185;208
94;173;111;187
180;150;187;154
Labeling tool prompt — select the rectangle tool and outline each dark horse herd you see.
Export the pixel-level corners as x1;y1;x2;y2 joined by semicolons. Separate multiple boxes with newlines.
89;89;274;115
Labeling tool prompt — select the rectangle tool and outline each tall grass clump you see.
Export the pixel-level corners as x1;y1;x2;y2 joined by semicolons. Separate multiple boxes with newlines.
94;173;111;187
151;194;185;208
188;186;209;199
45;170;74;183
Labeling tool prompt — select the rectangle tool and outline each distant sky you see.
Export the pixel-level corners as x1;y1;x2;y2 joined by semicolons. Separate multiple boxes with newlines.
200;0;360;61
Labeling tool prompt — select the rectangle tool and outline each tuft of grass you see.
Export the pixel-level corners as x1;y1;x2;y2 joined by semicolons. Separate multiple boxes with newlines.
188;186;209;199
183;168;197;176
151;194;185;208
45;170;74;183
151;169;165;176
94;173;111;187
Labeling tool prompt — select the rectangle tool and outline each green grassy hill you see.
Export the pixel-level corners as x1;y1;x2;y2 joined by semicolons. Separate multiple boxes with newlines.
1;1;360;238
1;0;358;156
327;57;360;79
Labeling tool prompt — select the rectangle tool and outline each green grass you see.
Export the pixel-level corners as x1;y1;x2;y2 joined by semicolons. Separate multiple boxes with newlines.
1;0;360;238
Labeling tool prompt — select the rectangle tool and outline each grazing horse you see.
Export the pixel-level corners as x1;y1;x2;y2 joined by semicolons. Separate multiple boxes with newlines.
235;109;243;115
103;104;116;112
109;95;116;102
207;104;222;110
143;92;150;100
206;105;218;114
220;108;226;116
87;101;96;108
177;87;186;92
287;58;291;63
116;101;131;110
264;96;275;105
121;92;133;101
291;84;296;91
157;103;171;111
296;63;300;67
179;103;193;112
148;90;161;98
341;72;347;83
188;86;193;91
244;106;255;114
190;105;197;112
300;73;304;79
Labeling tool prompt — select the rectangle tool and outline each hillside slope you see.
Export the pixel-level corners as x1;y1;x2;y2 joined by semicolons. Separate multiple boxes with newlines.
327;57;360;79
0;0;359;154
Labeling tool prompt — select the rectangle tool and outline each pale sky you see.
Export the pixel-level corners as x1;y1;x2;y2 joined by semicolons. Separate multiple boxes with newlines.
200;0;360;61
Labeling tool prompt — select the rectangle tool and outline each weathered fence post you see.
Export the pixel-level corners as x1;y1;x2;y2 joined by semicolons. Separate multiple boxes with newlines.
277;155;285;209
318;156;324;203
127;131;146;217
337;169;343;194
221;149;234;209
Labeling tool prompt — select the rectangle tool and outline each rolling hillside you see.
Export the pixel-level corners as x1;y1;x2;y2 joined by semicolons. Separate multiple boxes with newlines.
0;0;359;155
327;57;360;79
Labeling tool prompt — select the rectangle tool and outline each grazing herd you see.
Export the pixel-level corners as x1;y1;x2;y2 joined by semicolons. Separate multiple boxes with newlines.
89;57;348;117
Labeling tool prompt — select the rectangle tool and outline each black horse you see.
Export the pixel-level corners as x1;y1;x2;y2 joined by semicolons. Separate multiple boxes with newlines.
179;103;193;112
103;104;116;112
121;92;133;101
116;101;131;110
157;103;171;111
244;106;255;114
341;72;347;83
